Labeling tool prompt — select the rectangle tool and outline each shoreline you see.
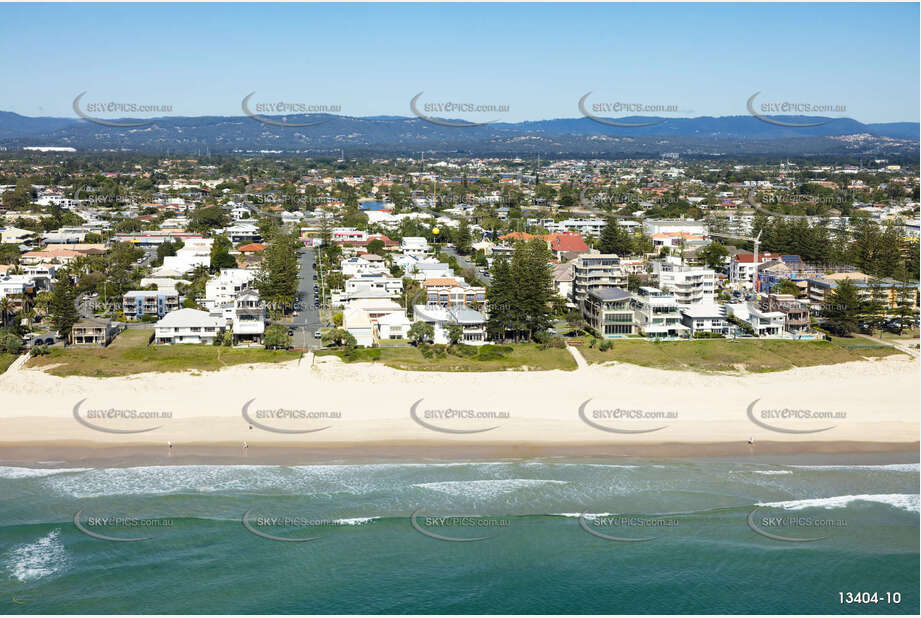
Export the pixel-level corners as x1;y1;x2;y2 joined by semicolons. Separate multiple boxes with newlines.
1;441;918;468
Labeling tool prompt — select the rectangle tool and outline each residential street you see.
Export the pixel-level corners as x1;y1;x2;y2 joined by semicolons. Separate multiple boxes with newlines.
290;246;325;349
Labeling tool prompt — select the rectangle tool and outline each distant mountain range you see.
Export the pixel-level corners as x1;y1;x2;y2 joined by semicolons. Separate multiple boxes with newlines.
0;111;917;158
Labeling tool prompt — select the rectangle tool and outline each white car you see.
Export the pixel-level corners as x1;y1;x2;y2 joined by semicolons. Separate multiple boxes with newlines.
314;330;322;338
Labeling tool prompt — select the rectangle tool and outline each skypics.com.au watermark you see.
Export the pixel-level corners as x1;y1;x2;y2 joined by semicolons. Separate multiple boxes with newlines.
409;399;510;434
410;508;510;542
747;507;847;542
578;398;677;434
579;92;686;127
241;509;370;542
747;92;846;127
74;511;173;542
72;398;172;434
746;398;845;434
579;512;679;542
241;92;341;127
241;399;342;434
73;92;173;127
410;92;510;127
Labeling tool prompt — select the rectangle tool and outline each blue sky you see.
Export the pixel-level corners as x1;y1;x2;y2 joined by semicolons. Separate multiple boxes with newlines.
1;2;918;122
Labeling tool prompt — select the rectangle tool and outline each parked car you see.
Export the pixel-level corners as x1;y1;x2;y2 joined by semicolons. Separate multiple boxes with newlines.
314;330;322;338
287;328;294;337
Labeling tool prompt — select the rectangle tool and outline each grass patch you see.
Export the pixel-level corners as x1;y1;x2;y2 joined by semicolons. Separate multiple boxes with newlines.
26;329;300;377
0;352;18;375
581;337;906;374
317;342;577;372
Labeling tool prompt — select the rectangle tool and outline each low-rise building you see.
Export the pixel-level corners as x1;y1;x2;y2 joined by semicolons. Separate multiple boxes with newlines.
728;303;786;337
343;307;374;347
422;279;486;307
123;290;180;320
154;308;225;344
401;236;431;256
413;304;487;345
679;304;730;336
760;293;810;333
69;317;120;346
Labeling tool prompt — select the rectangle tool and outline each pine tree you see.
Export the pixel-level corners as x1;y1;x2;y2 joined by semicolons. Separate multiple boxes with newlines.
598;217;632;255
823;278;862;335
50;273;79;340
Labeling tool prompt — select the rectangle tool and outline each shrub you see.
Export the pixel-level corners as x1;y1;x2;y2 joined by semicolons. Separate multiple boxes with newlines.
450;343;478;357
476;348;505;361
598;339;612;351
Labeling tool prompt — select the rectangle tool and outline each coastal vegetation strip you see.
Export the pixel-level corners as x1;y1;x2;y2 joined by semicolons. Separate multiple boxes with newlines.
580;337;906;373
0;352;17;375
316;342;578;372
24;329;299;377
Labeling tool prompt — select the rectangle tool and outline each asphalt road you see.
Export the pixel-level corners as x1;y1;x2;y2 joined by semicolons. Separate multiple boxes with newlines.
289;247;325;348
441;246;491;285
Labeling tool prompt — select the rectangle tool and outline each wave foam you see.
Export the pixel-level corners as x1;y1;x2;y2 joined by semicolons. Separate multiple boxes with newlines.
0;467;90;479
4;529;69;582
758;494;920;513
414;479;568;498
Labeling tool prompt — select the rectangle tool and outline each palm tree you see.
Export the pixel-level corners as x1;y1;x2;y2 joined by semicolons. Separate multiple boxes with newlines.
0;297;12;329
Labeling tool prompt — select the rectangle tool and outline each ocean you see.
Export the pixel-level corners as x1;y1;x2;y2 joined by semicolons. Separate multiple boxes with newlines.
0;458;917;614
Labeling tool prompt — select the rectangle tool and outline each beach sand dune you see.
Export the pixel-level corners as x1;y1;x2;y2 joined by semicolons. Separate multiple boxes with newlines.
0;354;917;463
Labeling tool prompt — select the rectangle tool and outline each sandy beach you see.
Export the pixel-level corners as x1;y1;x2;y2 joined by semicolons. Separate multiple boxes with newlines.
0;353;918;464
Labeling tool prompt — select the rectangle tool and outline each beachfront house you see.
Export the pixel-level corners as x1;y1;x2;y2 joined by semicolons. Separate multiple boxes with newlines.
154;308;225;345
760;293;810;334
412;305;487;345
727;303;786;337
69;317;120;346
679;304;730;336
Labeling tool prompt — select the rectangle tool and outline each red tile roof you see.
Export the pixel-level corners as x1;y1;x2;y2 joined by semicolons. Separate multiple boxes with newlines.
547;233;589;253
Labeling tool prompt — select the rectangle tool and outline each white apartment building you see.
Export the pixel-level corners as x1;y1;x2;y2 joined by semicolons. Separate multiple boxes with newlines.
341;256;389;277
571;254;627;305
344;273;404;299
219;222;261;244
204;269;256;309
632;286;689;339
229;291;266;345
552;218;606;236
331;228;369;244
655;263;716;305
161;238;214;274
642;218;708;237
401;236;431;256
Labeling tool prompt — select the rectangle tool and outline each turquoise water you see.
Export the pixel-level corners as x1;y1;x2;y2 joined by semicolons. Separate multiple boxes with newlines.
0;459;917;614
